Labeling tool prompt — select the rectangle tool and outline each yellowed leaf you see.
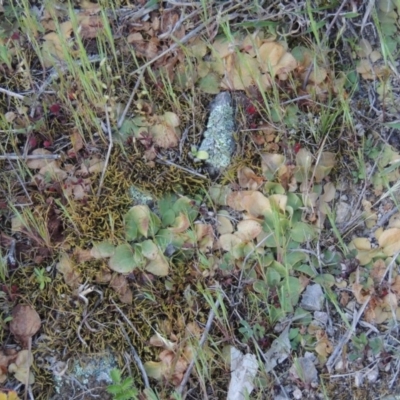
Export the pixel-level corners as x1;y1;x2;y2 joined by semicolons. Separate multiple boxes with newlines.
388;213;400;228
168;213;190;233
269;194;287;212
241;191;272;217
216;213;234;235
260;153;285;177
352;238;371;251
145;253;169;276
258;41;285;72
378;228;400;256
219;234;243;251
235;220;262;242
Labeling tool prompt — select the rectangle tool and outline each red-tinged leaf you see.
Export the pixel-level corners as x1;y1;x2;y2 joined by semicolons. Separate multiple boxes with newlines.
49;104;61;114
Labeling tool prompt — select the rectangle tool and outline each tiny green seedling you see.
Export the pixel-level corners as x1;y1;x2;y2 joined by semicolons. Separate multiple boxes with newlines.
190;145;209;162
34;268;51;290
107;368;139;400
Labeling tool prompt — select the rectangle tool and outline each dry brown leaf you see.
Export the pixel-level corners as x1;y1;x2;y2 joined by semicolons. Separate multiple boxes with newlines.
56;253;82;288
370;259;387;283
237;167;264;190
70;129;84;154
195;224;214;251
39;161;67;181
151;113;180;148
130;37;159;59
391;275;400;299
352;282;372;304
149;332;176;351
26;149;53;169
127;32;143;43
10;305;41;348
158;349;188;386
315;330;333;357
77;15;103;39
110;274;132;304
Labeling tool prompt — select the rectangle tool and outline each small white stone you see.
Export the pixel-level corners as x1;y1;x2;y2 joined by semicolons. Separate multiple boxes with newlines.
293;387;303;399
354;371;363;387
367;367;379;383
314;311;328;325
300;284;325;311
335;202;352;225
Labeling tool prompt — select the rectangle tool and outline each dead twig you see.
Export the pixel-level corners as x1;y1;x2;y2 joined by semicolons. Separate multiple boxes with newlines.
97;105;113;197
326;295;371;372
117;68;145;129
156;154;207;179
117;321;150;389
373;207;400;232
0;154;60;160
176;299;220;396
0;87;25;99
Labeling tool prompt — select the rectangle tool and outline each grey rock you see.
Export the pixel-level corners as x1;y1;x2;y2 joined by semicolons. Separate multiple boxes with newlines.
300;284;324;311
199;92;235;175
289;356;319;386
335;201;352;225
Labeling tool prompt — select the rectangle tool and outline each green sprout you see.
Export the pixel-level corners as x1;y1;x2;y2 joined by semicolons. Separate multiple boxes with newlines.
34;268;51;290
107;368;139;400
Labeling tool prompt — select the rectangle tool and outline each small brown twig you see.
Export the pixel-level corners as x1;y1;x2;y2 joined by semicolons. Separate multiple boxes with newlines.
118;321;150;389
0;154;60;160
97;105;113;197
0;87;25;100
176;299;220;396
117;68;145;129
326;295;371;372
112;299;149;389
156;155;207;179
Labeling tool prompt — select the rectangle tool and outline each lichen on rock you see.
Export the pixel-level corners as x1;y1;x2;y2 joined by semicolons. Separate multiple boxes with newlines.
198;92;235;175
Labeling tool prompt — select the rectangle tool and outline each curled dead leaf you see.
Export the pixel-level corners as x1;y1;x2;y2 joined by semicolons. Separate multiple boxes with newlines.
237;167;263;190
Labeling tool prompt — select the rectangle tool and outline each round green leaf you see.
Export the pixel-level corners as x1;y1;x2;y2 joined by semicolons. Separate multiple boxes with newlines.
266;267;281;286
91;241;115;259
109;244;141;273
145;254;169;276
161;209;176;227
253;280;269;294
290;222;316;243
125;205;151;239
141;240;158;260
